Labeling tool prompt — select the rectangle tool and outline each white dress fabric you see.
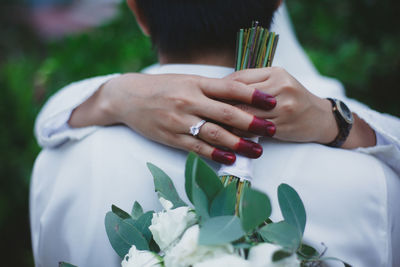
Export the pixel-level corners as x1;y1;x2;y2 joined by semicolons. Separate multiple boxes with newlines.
30;5;400;267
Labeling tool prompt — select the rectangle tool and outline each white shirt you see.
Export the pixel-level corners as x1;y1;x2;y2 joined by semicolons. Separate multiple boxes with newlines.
31;5;400;267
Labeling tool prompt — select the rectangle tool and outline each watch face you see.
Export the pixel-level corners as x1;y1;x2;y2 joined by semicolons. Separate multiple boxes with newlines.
337;100;354;124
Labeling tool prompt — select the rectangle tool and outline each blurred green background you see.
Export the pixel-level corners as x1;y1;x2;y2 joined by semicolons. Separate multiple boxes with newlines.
0;0;399;265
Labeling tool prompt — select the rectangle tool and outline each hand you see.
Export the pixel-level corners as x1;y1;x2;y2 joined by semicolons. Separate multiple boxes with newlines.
69;73;277;164
227;67;339;144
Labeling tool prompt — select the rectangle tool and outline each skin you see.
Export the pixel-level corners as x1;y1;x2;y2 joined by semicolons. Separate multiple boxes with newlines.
68;0;376;164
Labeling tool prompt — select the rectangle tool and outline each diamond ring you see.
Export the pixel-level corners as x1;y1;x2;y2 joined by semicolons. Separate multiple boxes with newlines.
189;120;207;137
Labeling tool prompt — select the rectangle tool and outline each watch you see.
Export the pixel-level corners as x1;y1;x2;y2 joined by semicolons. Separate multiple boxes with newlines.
326;98;354;147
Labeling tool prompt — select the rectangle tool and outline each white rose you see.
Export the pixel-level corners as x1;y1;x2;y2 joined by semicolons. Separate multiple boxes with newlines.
149;198;196;250
193;254;251;267
248;243;301;267
164;225;234;267
121;245;162;267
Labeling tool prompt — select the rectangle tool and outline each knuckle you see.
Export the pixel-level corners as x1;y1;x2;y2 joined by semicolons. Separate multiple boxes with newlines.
190;141;203;154
207;127;222;142
281;100;296;114
221;107;234;122
235;104;250;112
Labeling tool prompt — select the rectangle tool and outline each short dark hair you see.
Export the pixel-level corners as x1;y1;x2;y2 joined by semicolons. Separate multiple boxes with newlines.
136;0;279;57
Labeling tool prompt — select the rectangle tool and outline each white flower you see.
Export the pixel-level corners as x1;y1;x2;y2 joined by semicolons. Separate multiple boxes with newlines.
149;198;196;250
193;254;251;267
121;245;162;267
248;243;301;267
164;225;234;267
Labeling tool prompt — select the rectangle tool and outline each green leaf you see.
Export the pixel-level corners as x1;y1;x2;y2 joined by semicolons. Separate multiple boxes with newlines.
134;211;154;242
105;212;149;258
124;211;154;242
112;205;131;220
198;216;245;246
147;162;187;208
193;156;223;204
297;243;320;260
185;152;197;203
272;250;293;262
192;181;210;222
239;186;271;233
278;183;306;238
210;182;237;217
131;201;144;220
259;221;301;252
59;263;78;267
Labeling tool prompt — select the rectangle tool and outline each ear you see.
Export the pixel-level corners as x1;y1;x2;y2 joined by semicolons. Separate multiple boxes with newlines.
276;0;283;9
126;0;150;36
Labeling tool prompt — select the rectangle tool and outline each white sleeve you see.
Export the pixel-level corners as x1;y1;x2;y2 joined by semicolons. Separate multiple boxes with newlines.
34;74;120;148
344;98;400;174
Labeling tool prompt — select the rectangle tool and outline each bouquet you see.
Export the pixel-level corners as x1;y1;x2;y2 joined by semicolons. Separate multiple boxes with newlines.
60;153;350;267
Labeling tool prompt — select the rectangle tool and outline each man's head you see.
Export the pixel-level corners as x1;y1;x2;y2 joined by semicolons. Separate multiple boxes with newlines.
127;0;281;60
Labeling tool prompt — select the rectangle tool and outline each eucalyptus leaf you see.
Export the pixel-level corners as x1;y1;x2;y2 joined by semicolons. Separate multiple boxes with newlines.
59;263;78;267
124;211;154;242
192;181;210;222
131;201;143;220
210;182;237;217
278;183;306;238
239;186;271;233
259;221;301;252
185;152;197;203
193;155;223;204
105;212;149;258
112;205;131;220
297;243;320;260
133;211;154;242
198;216;245;246
272;250;293;262
147;162;187;208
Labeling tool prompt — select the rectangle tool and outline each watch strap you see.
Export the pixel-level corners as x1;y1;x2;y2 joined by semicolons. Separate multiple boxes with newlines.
326;98;353;147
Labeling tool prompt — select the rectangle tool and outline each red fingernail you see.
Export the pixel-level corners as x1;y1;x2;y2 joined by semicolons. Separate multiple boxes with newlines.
234;139;263;158
249;116;276;137
252;89;277;110
211;149;236;165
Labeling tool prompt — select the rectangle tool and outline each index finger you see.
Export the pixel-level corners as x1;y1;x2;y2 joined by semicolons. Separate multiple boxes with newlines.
198;77;276;110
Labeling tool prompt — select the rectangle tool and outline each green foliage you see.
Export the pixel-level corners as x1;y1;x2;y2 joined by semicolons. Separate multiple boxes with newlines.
105;211;149;258
131;201;144;220
239;186;272;233
59;263;78;267
147;163;187;208
287;0;400;116
209;182;237;217
277;183;306;238
198;216;245;246
259;221;301;252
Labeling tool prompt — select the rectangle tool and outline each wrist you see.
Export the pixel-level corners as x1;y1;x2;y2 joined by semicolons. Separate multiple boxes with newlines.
316;98;339;144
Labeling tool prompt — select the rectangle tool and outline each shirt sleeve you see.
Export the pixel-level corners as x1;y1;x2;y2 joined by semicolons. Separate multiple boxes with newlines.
344;98;400;174
34;74;120;148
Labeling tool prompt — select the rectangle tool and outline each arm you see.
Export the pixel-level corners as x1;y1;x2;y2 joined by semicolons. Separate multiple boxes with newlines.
227;67;400;173
43;73;279;164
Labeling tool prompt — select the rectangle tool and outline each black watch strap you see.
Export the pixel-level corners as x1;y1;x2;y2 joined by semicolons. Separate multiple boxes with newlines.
326;98;354;147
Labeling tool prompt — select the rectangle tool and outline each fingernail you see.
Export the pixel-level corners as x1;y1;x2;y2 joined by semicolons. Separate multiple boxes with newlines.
234;139;263;158
212;149;236;165
252;89;277;110
249;116;276;137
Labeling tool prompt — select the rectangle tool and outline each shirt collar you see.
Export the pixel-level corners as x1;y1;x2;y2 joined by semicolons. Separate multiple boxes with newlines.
141;63;235;78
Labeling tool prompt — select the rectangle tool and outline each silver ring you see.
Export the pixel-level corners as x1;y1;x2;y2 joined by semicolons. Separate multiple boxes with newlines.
189;120;207;137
